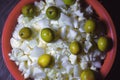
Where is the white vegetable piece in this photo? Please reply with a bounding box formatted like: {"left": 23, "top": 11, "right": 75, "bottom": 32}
{"left": 69, "top": 54, "right": 77, "bottom": 64}
{"left": 73, "top": 18, "right": 79, "bottom": 28}
{"left": 81, "top": 55, "right": 89, "bottom": 62}
{"left": 84, "top": 33, "right": 92, "bottom": 53}
{"left": 67, "top": 29, "right": 77, "bottom": 41}
{"left": 70, "top": 1, "right": 79, "bottom": 12}
{"left": 93, "top": 49, "right": 101, "bottom": 57}
{"left": 12, "top": 24, "right": 23, "bottom": 40}
{"left": 26, "top": 59, "right": 32, "bottom": 67}
{"left": 61, "top": 55, "right": 68, "bottom": 62}
{"left": 32, "top": 23, "right": 41, "bottom": 30}
{"left": 61, "top": 26, "right": 67, "bottom": 39}
{"left": 50, "top": 20, "right": 59, "bottom": 26}
{"left": 90, "top": 65, "right": 97, "bottom": 71}
{"left": 34, "top": 1, "right": 45, "bottom": 10}
{"left": 18, "top": 62, "right": 27, "bottom": 72}
{"left": 73, "top": 64, "right": 80, "bottom": 78}
{"left": 18, "top": 15, "right": 29, "bottom": 24}
{"left": 37, "top": 18, "right": 50, "bottom": 29}
{"left": 30, "top": 46, "right": 44, "bottom": 57}
{"left": 89, "top": 54, "right": 93, "bottom": 61}
{"left": 47, "top": 39, "right": 64, "bottom": 50}
{"left": 59, "top": 13, "right": 73, "bottom": 27}
{"left": 76, "top": 35, "right": 81, "bottom": 41}
{"left": 20, "top": 41, "right": 31, "bottom": 54}
{"left": 32, "top": 13, "right": 46, "bottom": 29}
{"left": 45, "top": 0, "right": 55, "bottom": 5}
{"left": 79, "top": 21, "right": 85, "bottom": 32}
{"left": 62, "top": 61, "right": 73, "bottom": 73}
{"left": 92, "top": 61, "right": 101, "bottom": 68}
{"left": 80, "top": 61, "right": 88, "bottom": 70}
{"left": 18, "top": 55, "right": 29, "bottom": 62}
{"left": 74, "top": 10, "right": 84, "bottom": 17}
{"left": 86, "top": 33, "right": 91, "bottom": 41}
{"left": 55, "top": 0, "right": 65, "bottom": 7}
{"left": 15, "top": 61, "right": 19, "bottom": 66}
{"left": 28, "top": 39, "right": 38, "bottom": 48}
{"left": 10, "top": 38, "right": 22, "bottom": 48}
{"left": 47, "top": 69, "right": 56, "bottom": 78}
{"left": 56, "top": 72, "right": 62, "bottom": 80}
{"left": 38, "top": 37, "right": 47, "bottom": 48}
{"left": 24, "top": 68, "right": 31, "bottom": 79}
{"left": 32, "top": 67, "right": 46, "bottom": 79}
{"left": 27, "top": 55, "right": 37, "bottom": 63}
{"left": 9, "top": 48, "right": 24, "bottom": 61}
{"left": 84, "top": 40, "right": 92, "bottom": 53}
{"left": 9, "top": 54, "right": 16, "bottom": 61}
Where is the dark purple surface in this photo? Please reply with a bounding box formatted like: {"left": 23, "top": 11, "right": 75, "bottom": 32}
{"left": 0, "top": 0, "right": 120, "bottom": 80}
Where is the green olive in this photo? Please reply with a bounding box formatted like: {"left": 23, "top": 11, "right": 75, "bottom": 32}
{"left": 81, "top": 69, "right": 95, "bottom": 80}
{"left": 97, "top": 36, "right": 108, "bottom": 51}
{"left": 69, "top": 41, "right": 81, "bottom": 55}
{"left": 84, "top": 19, "right": 95, "bottom": 33}
{"left": 63, "top": 0, "right": 76, "bottom": 5}
{"left": 41, "top": 28, "right": 55, "bottom": 42}
{"left": 46, "top": 6, "right": 60, "bottom": 20}
{"left": 38, "top": 54, "right": 52, "bottom": 68}
{"left": 19, "top": 27, "right": 32, "bottom": 39}
{"left": 22, "top": 4, "right": 40, "bottom": 18}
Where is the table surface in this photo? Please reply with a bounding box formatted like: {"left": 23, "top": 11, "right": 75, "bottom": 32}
{"left": 0, "top": 0, "right": 120, "bottom": 80}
